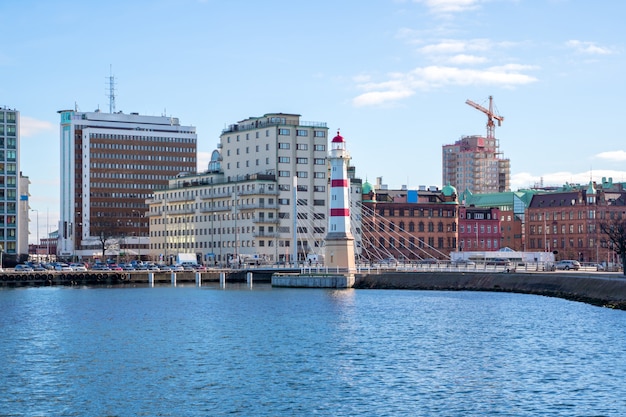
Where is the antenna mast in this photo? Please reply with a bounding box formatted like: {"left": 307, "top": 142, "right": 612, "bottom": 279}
{"left": 107, "top": 65, "right": 116, "bottom": 113}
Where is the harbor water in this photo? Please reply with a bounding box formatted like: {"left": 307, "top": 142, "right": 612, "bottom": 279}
{"left": 1, "top": 284, "right": 625, "bottom": 416}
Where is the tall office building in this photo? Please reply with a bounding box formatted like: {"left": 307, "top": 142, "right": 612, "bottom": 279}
{"left": 148, "top": 112, "right": 350, "bottom": 265}
{"left": 442, "top": 135, "right": 510, "bottom": 194}
{"left": 0, "top": 106, "right": 23, "bottom": 264}
{"left": 58, "top": 109, "right": 197, "bottom": 259}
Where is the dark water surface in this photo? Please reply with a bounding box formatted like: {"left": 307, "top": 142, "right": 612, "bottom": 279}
{"left": 1, "top": 284, "right": 625, "bottom": 416}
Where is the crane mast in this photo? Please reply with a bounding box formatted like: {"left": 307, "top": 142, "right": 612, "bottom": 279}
{"left": 465, "top": 95, "right": 504, "bottom": 140}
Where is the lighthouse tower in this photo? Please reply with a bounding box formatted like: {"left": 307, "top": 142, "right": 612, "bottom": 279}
{"left": 325, "top": 131, "right": 355, "bottom": 271}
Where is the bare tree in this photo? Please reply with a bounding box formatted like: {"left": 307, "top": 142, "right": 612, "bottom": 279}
{"left": 599, "top": 216, "right": 626, "bottom": 275}
{"left": 90, "top": 224, "right": 124, "bottom": 261}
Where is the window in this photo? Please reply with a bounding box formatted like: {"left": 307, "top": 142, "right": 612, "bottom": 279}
{"left": 278, "top": 198, "right": 290, "bottom": 205}
{"left": 278, "top": 143, "right": 290, "bottom": 149}
{"left": 314, "top": 144, "right": 326, "bottom": 151}
{"left": 296, "top": 129, "right": 308, "bottom": 136}
{"left": 314, "top": 172, "right": 325, "bottom": 179}
{"left": 296, "top": 158, "right": 308, "bottom": 164}
{"left": 314, "top": 131, "right": 325, "bottom": 137}
{"left": 278, "top": 157, "right": 290, "bottom": 163}
{"left": 278, "top": 170, "right": 290, "bottom": 177}
{"left": 296, "top": 171, "right": 308, "bottom": 178}
{"left": 314, "top": 185, "right": 325, "bottom": 192}
{"left": 278, "top": 128, "right": 290, "bottom": 135}
{"left": 314, "top": 158, "right": 325, "bottom": 165}
{"left": 296, "top": 144, "right": 308, "bottom": 151}
{"left": 313, "top": 200, "right": 325, "bottom": 206}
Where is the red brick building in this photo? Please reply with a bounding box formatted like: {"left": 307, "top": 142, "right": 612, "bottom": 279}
{"left": 360, "top": 182, "right": 458, "bottom": 262}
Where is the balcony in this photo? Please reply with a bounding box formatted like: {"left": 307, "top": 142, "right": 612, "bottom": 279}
{"left": 253, "top": 232, "right": 280, "bottom": 238}
{"left": 253, "top": 218, "right": 280, "bottom": 224}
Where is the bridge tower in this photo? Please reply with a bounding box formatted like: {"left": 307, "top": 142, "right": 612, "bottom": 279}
{"left": 325, "top": 131, "right": 355, "bottom": 271}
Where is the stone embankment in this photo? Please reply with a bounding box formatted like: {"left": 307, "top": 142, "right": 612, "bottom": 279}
{"left": 354, "top": 271, "right": 626, "bottom": 310}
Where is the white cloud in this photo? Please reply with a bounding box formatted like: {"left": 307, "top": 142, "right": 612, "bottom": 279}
{"left": 566, "top": 40, "right": 613, "bottom": 55}
{"left": 353, "top": 90, "right": 415, "bottom": 107}
{"left": 595, "top": 150, "right": 626, "bottom": 162}
{"left": 419, "top": 38, "right": 491, "bottom": 55}
{"left": 353, "top": 65, "right": 537, "bottom": 106}
{"left": 511, "top": 170, "right": 626, "bottom": 191}
{"left": 414, "top": 0, "right": 483, "bottom": 14}
{"left": 446, "top": 54, "right": 488, "bottom": 65}
{"left": 20, "top": 116, "right": 55, "bottom": 137}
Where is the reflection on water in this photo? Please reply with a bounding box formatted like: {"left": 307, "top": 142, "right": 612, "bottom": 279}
{"left": 1, "top": 285, "right": 625, "bottom": 416}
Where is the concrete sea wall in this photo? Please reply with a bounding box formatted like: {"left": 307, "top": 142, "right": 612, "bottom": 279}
{"left": 354, "top": 271, "right": 626, "bottom": 310}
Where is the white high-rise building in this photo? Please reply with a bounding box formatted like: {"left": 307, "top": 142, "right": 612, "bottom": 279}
{"left": 58, "top": 109, "right": 197, "bottom": 260}
{"left": 0, "top": 106, "right": 26, "bottom": 265}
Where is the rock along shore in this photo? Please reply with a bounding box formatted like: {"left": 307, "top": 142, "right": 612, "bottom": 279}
{"left": 354, "top": 271, "right": 626, "bottom": 310}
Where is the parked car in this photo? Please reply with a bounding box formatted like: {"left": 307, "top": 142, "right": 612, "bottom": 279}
{"left": 54, "top": 263, "right": 73, "bottom": 271}
{"left": 14, "top": 264, "right": 34, "bottom": 272}
{"left": 452, "top": 259, "right": 476, "bottom": 266}
{"left": 70, "top": 263, "right": 87, "bottom": 272}
{"left": 487, "top": 258, "right": 512, "bottom": 266}
{"left": 91, "top": 264, "right": 111, "bottom": 271}
{"left": 554, "top": 260, "right": 581, "bottom": 271}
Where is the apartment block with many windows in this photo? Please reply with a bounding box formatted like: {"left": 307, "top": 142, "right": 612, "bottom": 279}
{"left": 442, "top": 135, "right": 510, "bottom": 194}
{"left": 58, "top": 109, "right": 197, "bottom": 260}
{"left": 0, "top": 106, "right": 26, "bottom": 264}
{"left": 147, "top": 113, "right": 335, "bottom": 264}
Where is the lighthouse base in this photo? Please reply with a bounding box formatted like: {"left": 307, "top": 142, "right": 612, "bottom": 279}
{"left": 324, "top": 235, "right": 356, "bottom": 271}
{"left": 272, "top": 273, "right": 354, "bottom": 288}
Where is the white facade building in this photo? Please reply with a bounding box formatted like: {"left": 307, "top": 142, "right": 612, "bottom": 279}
{"left": 0, "top": 106, "right": 25, "bottom": 264}
{"left": 58, "top": 109, "right": 197, "bottom": 259}
{"left": 147, "top": 112, "right": 364, "bottom": 266}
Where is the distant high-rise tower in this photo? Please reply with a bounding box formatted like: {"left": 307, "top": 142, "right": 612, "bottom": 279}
{"left": 442, "top": 135, "right": 510, "bottom": 194}
{"left": 0, "top": 106, "right": 25, "bottom": 263}
{"left": 325, "top": 131, "right": 355, "bottom": 270}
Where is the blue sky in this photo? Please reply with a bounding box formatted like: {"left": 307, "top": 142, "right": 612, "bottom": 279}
{"left": 2, "top": 0, "right": 626, "bottom": 243}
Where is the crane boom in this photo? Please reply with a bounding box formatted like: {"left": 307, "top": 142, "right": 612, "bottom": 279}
{"left": 465, "top": 95, "right": 504, "bottom": 140}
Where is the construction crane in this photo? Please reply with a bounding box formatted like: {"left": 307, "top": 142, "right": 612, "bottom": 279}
{"left": 465, "top": 95, "right": 504, "bottom": 140}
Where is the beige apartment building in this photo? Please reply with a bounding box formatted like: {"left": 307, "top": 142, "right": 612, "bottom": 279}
{"left": 147, "top": 113, "right": 362, "bottom": 265}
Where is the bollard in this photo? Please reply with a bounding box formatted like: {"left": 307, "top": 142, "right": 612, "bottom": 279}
{"left": 219, "top": 271, "right": 226, "bottom": 288}
{"left": 246, "top": 271, "right": 253, "bottom": 288}
{"left": 195, "top": 272, "right": 201, "bottom": 287}
{"left": 171, "top": 272, "right": 176, "bottom": 287}
{"left": 148, "top": 272, "right": 154, "bottom": 287}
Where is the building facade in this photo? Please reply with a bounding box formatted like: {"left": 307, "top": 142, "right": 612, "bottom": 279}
{"left": 526, "top": 179, "right": 626, "bottom": 264}
{"left": 0, "top": 106, "right": 24, "bottom": 264}
{"left": 58, "top": 109, "right": 197, "bottom": 260}
{"left": 442, "top": 135, "right": 510, "bottom": 194}
{"left": 458, "top": 206, "right": 502, "bottom": 251}
{"left": 147, "top": 113, "right": 361, "bottom": 265}
{"left": 360, "top": 181, "right": 458, "bottom": 262}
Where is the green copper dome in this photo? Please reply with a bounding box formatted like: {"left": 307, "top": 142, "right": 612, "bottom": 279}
{"left": 442, "top": 183, "right": 457, "bottom": 197}
{"left": 362, "top": 181, "right": 373, "bottom": 195}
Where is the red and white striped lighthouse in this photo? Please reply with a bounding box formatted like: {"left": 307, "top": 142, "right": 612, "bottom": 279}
{"left": 325, "top": 130, "right": 355, "bottom": 270}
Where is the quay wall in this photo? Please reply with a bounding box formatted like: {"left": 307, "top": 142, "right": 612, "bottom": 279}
{"left": 354, "top": 271, "right": 626, "bottom": 310}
